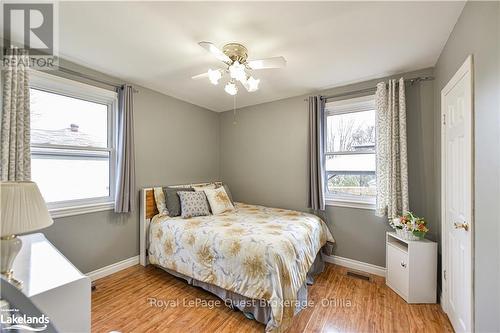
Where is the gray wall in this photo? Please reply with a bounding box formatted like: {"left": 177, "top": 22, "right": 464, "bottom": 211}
{"left": 220, "top": 68, "right": 435, "bottom": 267}
{"left": 433, "top": 2, "right": 500, "bottom": 331}
{"left": 41, "top": 60, "right": 220, "bottom": 273}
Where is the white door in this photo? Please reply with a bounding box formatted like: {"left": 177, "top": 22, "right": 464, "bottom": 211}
{"left": 441, "top": 55, "right": 474, "bottom": 333}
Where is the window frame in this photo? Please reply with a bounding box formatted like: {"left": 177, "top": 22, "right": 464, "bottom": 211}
{"left": 323, "top": 94, "right": 377, "bottom": 210}
{"left": 29, "top": 70, "right": 118, "bottom": 218}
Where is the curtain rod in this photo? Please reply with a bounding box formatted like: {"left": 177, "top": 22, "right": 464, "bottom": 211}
{"left": 56, "top": 66, "right": 139, "bottom": 93}
{"left": 304, "top": 76, "right": 434, "bottom": 102}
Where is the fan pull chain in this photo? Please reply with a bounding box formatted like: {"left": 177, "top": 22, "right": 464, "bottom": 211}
{"left": 233, "top": 94, "right": 237, "bottom": 125}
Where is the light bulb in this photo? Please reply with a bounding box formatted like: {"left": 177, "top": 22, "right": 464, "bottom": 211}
{"left": 224, "top": 82, "right": 238, "bottom": 96}
{"left": 207, "top": 69, "right": 222, "bottom": 85}
{"left": 247, "top": 76, "right": 260, "bottom": 92}
{"left": 229, "top": 61, "right": 246, "bottom": 81}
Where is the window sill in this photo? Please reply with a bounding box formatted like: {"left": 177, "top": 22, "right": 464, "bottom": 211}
{"left": 325, "top": 199, "right": 375, "bottom": 210}
{"left": 49, "top": 202, "right": 114, "bottom": 219}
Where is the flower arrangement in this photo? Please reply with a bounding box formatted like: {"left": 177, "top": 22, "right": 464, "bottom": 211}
{"left": 390, "top": 211, "right": 429, "bottom": 241}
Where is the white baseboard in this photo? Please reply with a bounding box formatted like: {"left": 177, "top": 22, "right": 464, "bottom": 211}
{"left": 323, "top": 254, "right": 386, "bottom": 277}
{"left": 86, "top": 255, "right": 139, "bottom": 281}
{"left": 86, "top": 254, "right": 384, "bottom": 281}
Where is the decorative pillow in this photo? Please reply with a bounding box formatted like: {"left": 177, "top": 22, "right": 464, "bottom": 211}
{"left": 153, "top": 187, "right": 169, "bottom": 216}
{"left": 192, "top": 184, "right": 217, "bottom": 212}
{"left": 194, "top": 183, "right": 234, "bottom": 204}
{"left": 178, "top": 191, "right": 210, "bottom": 218}
{"left": 164, "top": 187, "right": 194, "bottom": 217}
{"left": 221, "top": 184, "right": 234, "bottom": 204}
{"left": 204, "top": 187, "right": 235, "bottom": 215}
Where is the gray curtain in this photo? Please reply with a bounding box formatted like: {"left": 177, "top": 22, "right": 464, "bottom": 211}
{"left": 114, "top": 85, "right": 136, "bottom": 213}
{"left": 307, "top": 96, "right": 326, "bottom": 211}
{"left": 1, "top": 48, "right": 31, "bottom": 181}
{"left": 375, "top": 78, "right": 409, "bottom": 218}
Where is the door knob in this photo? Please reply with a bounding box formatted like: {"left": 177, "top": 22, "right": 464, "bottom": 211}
{"left": 454, "top": 222, "right": 469, "bottom": 231}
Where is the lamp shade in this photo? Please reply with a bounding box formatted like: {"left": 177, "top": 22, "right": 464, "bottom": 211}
{"left": 1, "top": 182, "right": 53, "bottom": 237}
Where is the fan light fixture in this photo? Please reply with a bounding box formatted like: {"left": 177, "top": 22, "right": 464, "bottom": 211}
{"left": 208, "top": 69, "right": 222, "bottom": 85}
{"left": 246, "top": 76, "right": 260, "bottom": 92}
{"left": 229, "top": 61, "right": 246, "bottom": 82}
{"left": 224, "top": 81, "right": 238, "bottom": 96}
{"left": 193, "top": 42, "right": 286, "bottom": 96}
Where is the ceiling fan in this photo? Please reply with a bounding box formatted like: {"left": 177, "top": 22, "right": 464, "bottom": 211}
{"left": 192, "top": 42, "right": 286, "bottom": 96}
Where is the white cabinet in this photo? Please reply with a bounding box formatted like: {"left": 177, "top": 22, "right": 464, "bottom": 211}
{"left": 12, "top": 233, "right": 91, "bottom": 332}
{"left": 386, "top": 232, "right": 437, "bottom": 303}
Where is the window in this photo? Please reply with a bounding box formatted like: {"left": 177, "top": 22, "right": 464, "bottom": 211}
{"left": 324, "top": 95, "right": 376, "bottom": 209}
{"left": 29, "top": 71, "right": 117, "bottom": 217}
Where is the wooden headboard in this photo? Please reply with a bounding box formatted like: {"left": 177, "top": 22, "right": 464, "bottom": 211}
{"left": 144, "top": 189, "right": 159, "bottom": 219}
{"left": 140, "top": 181, "right": 222, "bottom": 266}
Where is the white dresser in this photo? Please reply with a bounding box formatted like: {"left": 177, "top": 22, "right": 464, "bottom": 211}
{"left": 385, "top": 232, "right": 437, "bottom": 303}
{"left": 12, "top": 233, "right": 91, "bottom": 332}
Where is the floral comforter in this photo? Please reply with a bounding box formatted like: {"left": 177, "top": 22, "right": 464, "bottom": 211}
{"left": 148, "top": 202, "right": 335, "bottom": 332}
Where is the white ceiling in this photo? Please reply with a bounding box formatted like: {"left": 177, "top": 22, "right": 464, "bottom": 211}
{"left": 58, "top": 1, "right": 465, "bottom": 112}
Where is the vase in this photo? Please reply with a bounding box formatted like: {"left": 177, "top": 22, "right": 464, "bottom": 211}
{"left": 401, "top": 230, "right": 421, "bottom": 241}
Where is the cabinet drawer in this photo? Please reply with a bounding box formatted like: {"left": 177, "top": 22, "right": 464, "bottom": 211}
{"left": 387, "top": 244, "right": 409, "bottom": 298}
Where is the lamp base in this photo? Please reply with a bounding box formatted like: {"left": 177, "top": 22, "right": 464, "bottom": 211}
{"left": 0, "top": 235, "right": 23, "bottom": 289}
{"left": 1, "top": 270, "right": 23, "bottom": 289}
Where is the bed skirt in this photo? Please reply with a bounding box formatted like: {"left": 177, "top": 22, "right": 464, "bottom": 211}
{"left": 154, "top": 247, "right": 329, "bottom": 326}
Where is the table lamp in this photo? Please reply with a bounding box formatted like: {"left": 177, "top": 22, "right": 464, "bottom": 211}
{"left": 1, "top": 182, "right": 54, "bottom": 288}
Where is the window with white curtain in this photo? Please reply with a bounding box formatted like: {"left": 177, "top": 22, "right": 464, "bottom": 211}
{"left": 29, "top": 71, "right": 117, "bottom": 217}
{"left": 324, "top": 94, "right": 376, "bottom": 209}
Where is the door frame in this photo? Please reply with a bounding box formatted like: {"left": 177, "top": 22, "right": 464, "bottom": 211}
{"left": 440, "top": 54, "right": 475, "bottom": 330}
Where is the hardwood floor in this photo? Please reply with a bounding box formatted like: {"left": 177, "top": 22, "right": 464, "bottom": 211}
{"left": 91, "top": 263, "right": 452, "bottom": 333}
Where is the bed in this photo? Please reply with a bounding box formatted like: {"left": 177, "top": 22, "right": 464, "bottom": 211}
{"left": 140, "top": 183, "right": 335, "bottom": 332}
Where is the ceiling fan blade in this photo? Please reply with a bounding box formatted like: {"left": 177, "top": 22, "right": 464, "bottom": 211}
{"left": 198, "top": 41, "right": 231, "bottom": 63}
{"left": 191, "top": 72, "right": 209, "bottom": 80}
{"left": 247, "top": 56, "right": 286, "bottom": 70}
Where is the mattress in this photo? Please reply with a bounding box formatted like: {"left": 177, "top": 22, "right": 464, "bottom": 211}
{"left": 148, "top": 202, "right": 335, "bottom": 332}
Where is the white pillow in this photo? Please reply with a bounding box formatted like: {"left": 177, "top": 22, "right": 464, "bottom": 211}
{"left": 153, "top": 187, "right": 169, "bottom": 216}
{"left": 204, "top": 187, "right": 234, "bottom": 215}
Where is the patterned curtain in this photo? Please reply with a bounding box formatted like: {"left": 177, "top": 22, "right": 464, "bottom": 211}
{"left": 114, "top": 85, "right": 136, "bottom": 213}
{"left": 1, "top": 48, "right": 31, "bottom": 181}
{"left": 375, "top": 78, "right": 409, "bottom": 218}
{"left": 307, "top": 96, "right": 326, "bottom": 211}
